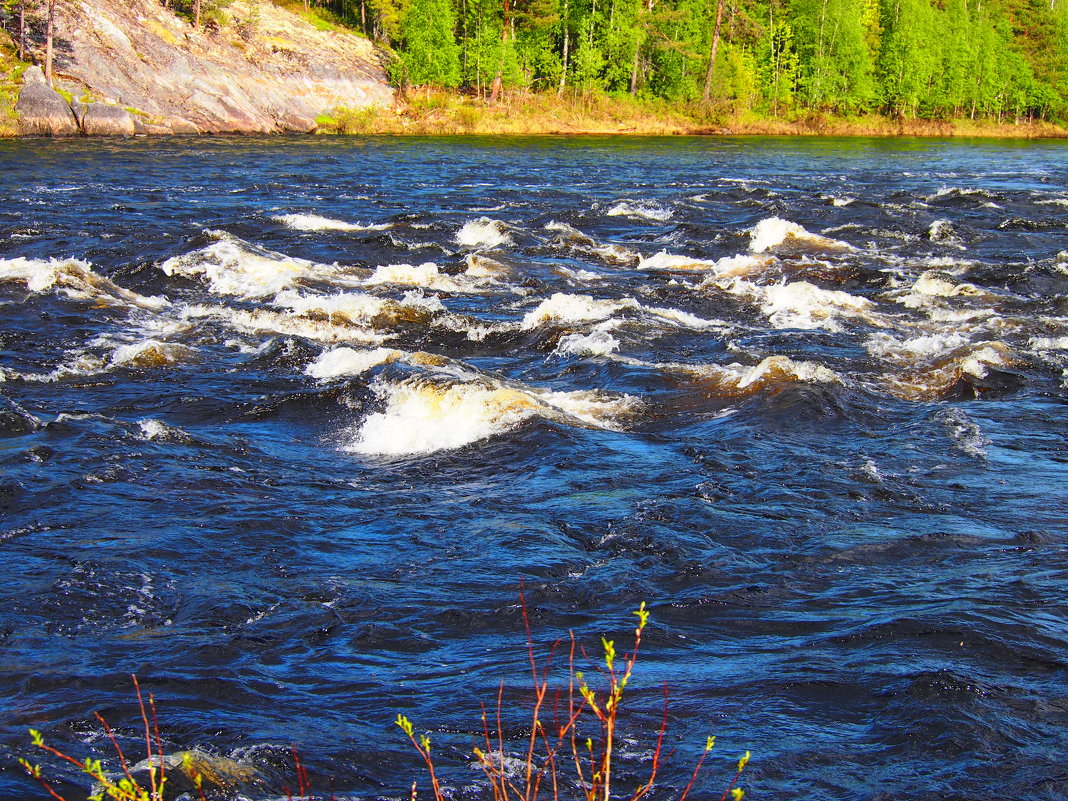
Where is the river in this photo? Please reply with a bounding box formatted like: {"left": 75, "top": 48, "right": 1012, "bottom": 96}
{"left": 1, "top": 135, "right": 1066, "bottom": 801}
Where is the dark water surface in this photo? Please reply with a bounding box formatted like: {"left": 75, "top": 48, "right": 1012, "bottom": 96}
{"left": 1, "top": 136, "right": 1066, "bottom": 800}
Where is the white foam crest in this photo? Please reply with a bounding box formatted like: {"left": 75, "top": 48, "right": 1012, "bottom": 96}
{"left": 666, "top": 355, "right": 840, "bottom": 395}
{"left": 347, "top": 373, "right": 636, "bottom": 457}
{"left": 644, "top": 304, "right": 721, "bottom": 330}
{"left": 749, "top": 218, "right": 851, "bottom": 254}
{"left": 521, "top": 293, "right": 633, "bottom": 330}
{"left": 866, "top": 332, "right": 971, "bottom": 362}
{"left": 365, "top": 262, "right": 480, "bottom": 293}
{"left": 896, "top": 271, "right": 991, "bottom": 309}
{"left": 522, "top": 292, "right": 717, "bottom": 331}
{"left": 464, "top": 254, "right": 511, "bottom": 279}
{"left": 1029, "top": 335, "right": 1068, "bottom": 351}
{"left": 556, "top": 265, "right": 604, "bottom": 283}
{"left": 641, "top": 251, "right": 772, "bottom": 279}
{"left": 1035, "top": 198, "right": 1068, "bottom": 207}
{"left": 959, "top": 344, "right": 1014, "bottom": 378}
{"left": 160, "top": 234, "right": 348, "bottom": 299}
{"left": 759, "top": 281, "right": 874, "bottom": 332}
{"left": 273, "top": 213, "right": 391, "bottom": 232}
{"left": 0, "top": 257, "right": 168, "bottom": 309}
{"left": 182, "top": 304, "right": 387, "bottom": 345}
{"left": 881, "top": 340, "right": 1017, "bottom": 400}
{"left": 138, "top": 419, "right": 190, "bottom": 442}
{"left": 306, "top": 347, "right": 404, "bottom": 380}
{"left": 556, "top": 330, "right": 620, "bottom": 357}
{"left": 592, "top": 243, "right": 640, "bottom": 265}
{"left": 927, "top": 219, "right": 962, "bottom": 246}
{"left": 928, "top": 186, "right": 992, "bottom": 201}
{"left": 545, "top": 221, "right": 594, "bottom": 244}
{"left": 606, "top": 201, "right": 673, "bottom": 222}
{"left": 110, "top": 340, "right": 194, "bottom": 368}
{"left": 456, "top": 217, "right": 513, "bottom": 249}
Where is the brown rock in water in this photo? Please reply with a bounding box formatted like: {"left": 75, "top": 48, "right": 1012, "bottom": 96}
{"left": 125, "top": 749, "right": 272, "bottom": 800}
{"left": 15, "top": 66, "right": 79, "bottom": 136}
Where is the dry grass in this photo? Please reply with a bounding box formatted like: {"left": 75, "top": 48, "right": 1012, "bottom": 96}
{"left": 315, "top": 89, "right": 1068, "bottom": 138}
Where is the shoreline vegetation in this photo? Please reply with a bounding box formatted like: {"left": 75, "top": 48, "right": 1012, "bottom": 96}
{"left": 19, "top": 602, "right": 754, "bottom": 801}
{"left": 3, "top": 0, "right": 1068, "bottom": 139}
{"left": 315, "top": 88, "right": 1068, "bottom": 138}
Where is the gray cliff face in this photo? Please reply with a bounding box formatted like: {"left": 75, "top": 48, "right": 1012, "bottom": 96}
{"left": 16, "top": 0, "right": 394, "bottom": 135}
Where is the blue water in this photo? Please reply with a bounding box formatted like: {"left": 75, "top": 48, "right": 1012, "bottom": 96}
{"left": 1, "top": 136, "right": 1067, "bottom": 801}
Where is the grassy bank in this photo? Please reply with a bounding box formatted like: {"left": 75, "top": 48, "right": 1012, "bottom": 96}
{"left": 0, "top": 30, "right": 25, "bottom": 137}
{"left": 318, "top": 88, "right": 1068, "bottom": 139}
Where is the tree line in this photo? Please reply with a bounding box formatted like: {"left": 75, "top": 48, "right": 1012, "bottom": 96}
{"left": 324, "top": 0, "right": 1068, "bottom": 121}
{"left": 3, "top": 0, "right": 1067, "bottom": 120}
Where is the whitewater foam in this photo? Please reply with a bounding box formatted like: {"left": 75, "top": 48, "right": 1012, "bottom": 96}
{"left": 456, "top": 218, "right": 513, "bottom": 249}
{"left": 606, "top": 201, "right": 673, "bottom": 222}
{"left": 160, "top": 233, "right": 349, "bottom": 299}
{"left": 306, "top": 347, "right": 404, "bottom": 380}
{"left": 749, "top": 218, "right": 851, "bottom": 254}
{"left": 273, "top": 213, "right": 391, "bottom": 232}
{"left": 365, "top": 262, "right": 482, "bottom": 293}
{"left": 348, "top": 375, "right": 633, "bottom": 456}
{"left": 759, "top": 281, "right": 874, "bottom": 331}
{"left": 0, "top": 257, "right": 168, "bottom": 309}
{"left": 556, "top": 330, "right": 621, "bottom": 357}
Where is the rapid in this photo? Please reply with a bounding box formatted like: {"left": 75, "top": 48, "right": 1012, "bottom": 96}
{"left": 0, "top": 135, "right": 1066, "bottom": 800}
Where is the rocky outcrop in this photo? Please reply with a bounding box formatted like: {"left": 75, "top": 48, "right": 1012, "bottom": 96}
{"left": 82, "top": 102, "right": 136, "bottom": 135}
{"left": 15, "top": 0, "right": 394, "bottom": 136}
{"left": 15, "top": 66, "right": 78, "bottom": 136}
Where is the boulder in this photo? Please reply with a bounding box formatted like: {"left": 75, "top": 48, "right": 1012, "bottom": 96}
{"left": 121, "top": 749, "right": 273, "bottom": 800}
{"left": 16, "top": 66, "right": 79, "bottom": 136}
{"left": 167, "top": 117, "right": 201, "bottom": 135}
{"left": 81, "top": 102, "right": 136, "bottom": 135}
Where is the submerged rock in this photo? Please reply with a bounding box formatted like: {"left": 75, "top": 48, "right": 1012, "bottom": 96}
{"left": 15, "top": 66, "right": 79, "bottom": 136}
{"left": 124, "top": 749, "right": 272, "bottom": 800}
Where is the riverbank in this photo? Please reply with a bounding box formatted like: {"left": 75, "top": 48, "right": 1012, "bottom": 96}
{"left": 315, "top": 89, "right": 1068, "bottom": 139}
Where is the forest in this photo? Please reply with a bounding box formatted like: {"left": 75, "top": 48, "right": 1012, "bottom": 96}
{"left": 299, "top": 0, "right": 1068, "bottom": 122}
{"left": 3, "top": 0, "right": 1068, "bottom": 124}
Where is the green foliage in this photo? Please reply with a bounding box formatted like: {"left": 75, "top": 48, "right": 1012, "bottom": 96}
{"left": 398, "top": 0, "right": 461, "bottom": 86}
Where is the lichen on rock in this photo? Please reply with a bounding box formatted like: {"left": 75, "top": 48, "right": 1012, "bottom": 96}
{"left": 16, "top": 0, "right": 394, "bottom": 136}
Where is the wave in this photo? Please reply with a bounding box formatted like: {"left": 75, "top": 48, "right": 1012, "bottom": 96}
{"left": 556, "top": 330, "right": 621, "bottom": 357}
{"left": 273, "top": 213, "right": 392, "bottom": 232}
{"left": 711, "top": 278, "right": 878, "bottom": 332}
{"left": 882, "top": 341, "right": 1021, "bottom": 400}
{"left": 456, "top": 217, "right": 513, "bottom": 250}
{"left": 365, "top": 262, "right": 489, "bottom": 293}
{"left": 521, "top": 292, "right": 719, "bottom": 332}
{"left": 160, "top": 231, "right": 357, "bottom": 299}
{"left": 639, "top": 251, "right": 773, "bottom": 278}
{"left": 347, "top": 374, "right": 636, "bottom": 456}
{"left": 606, "top": 201, "right": 673, "bottom": 222}
{"left": 0, "top": 256, "right": 168, "bottom": 309}
{"left": 677, "top": 355, "right": 841, "bottom": 396}
{"left": 894, "top": 271, "right": 994, "bottom": 309}
{"left": 748, "top": 217, "right": 852, "bottom": 254}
